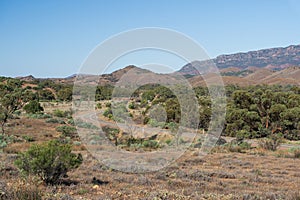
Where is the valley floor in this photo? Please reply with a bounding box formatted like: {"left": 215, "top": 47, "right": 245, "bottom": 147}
{"left": 1, "top": 118, "right": 300, "bottom": 199}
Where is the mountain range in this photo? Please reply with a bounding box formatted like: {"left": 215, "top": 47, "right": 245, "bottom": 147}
{"left": 17, "top": 44, "right": 300, "bottom": 86}
{"left": 179, "top": 44, "right": 300, "bottom": 76}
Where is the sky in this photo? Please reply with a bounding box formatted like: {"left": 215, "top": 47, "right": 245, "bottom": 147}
{"left": 0, "top": 0, "right": 300, "bottom": 77}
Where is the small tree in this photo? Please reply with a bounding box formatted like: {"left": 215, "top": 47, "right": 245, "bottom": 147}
{"left": 23, "top": 100, "right": 44, "bottom": 114}
{"left": 57, "top": 87, "right": 73, "bottom": 102}
{"left": 15, "top": 140, "right": 83, "bottom": 185}
{"left": 0, "top": 79, "right": 33, "bottom": 134}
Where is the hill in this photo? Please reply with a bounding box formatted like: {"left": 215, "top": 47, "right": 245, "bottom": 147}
{"left": 179, "top": 44, "right": 300, "bottom": 75}
{"left": 14, "top": 44, "right": 300, "bottom": 87}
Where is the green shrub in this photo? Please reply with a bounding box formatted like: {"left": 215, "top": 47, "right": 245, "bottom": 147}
{"left": 14, "top": 140, "right": 83, "bottom": 185}
{"left": 0, "top": 139, "right": 7, "bottom": 149}
{"left": 128, "top": 102, "right": 136, "bottom": 109}
{"left": 56, "top": 126, "right": 77, "bottom": 138}
{"left": 52, "top": 109, "right": 69, "bottom": 118}
{"left": 96, "top": 103, "right": 102, "bottom": 109}
{"left": 259, "top": 134, "right": 282, "bottom": 151}
{"left": 73, "top": 141, "right": 82, "bottom": 146}
{"left": 289, "top": 147, "right": 300, "bottom": 158}
{"left": 102, "top": 126, "right": 119, "bottom": 141}
{"left": 165, "top": 139, "right": 172, "bottom": 145}
{"left": 147, "top": 119, "right": 166, "bottom": 128}
{"left": 27, "top": 113, "right": 52, "bottom": 119}
{"left": 67, "top": 118, "right": 75, "bottom": 125}
{"left": 23, "top": 100, "right": 44, "bottom": 114}
{"left": 45, "top": 118, "right": 65, "bottom": 124}
{"left": 103, "top": 108, "right": 112, "bottom": 118}
{"left": 142, "top": 140, "right": 159, "bottom": 149}
{"left": 225, "top": 139, "right": 251, "bottom": 153}
{"left": 294, "top": 149, "right": 300, "bottom": 158}
{"left": 22, "top": 135, "right": 35, "bottom": 142}
{"left": 0, "top": 135, "right": 14, "bottom": 149}
{"left": 75, "top": 120, "right": 98, "bottom": 129}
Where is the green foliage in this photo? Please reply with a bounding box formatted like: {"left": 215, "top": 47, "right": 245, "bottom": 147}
{"left": 0, "top": 79, "right": 36, "bottom": 134}
{"left": 142, "top": 140, "right": 159, "bottom": 148}
{"left": 75, "top": 120, "right": 98, "bottom": 129}
{"left": 22, "top": 135, "right": 35, "bottom": 142}
{"left": 102, "top": 126, "right": 119, "bottom": 143}
{"left": 148, "top": 119, "right": 165, "bottom": 128}
{"left": 57, "top": 87, "right": 72, "bottom": 101}
{"left": 26, "top": 113, "right": 52, "bottom": 119}
{"left": 294, "top": 150, "right": 300, "bottom": 159}
{"left": 141, "top": 90, "right": 155, "bottom": 101}
{"left": 258, "top": 134, "right": 282, "bottom": 151}
{"left": 128, "top": 102, "right": 136, "bottom": 109}
{"left": 52, "top": 109, "right": 70, "bottom": 118}
{"left": 38, "top": 89, "right": 55, "bottom": 101}
{"left": 96, "top": 103, "right": 102, "bottom": 109}
{"left": 23, "top": 100, "right": 44, "bottom": 114}
{"left": 0, "top": 135, "right": 15, "bottom": 149}
{"left": 67, "top": 118, "right": 75, "bottom": 126}
{"left": 165, "top": 98, "right": 181, "bottom": 123}
{"left": 95, "top": 85, "right": 113, "bottom": 101}
{"left": 224, "top": 85, "right": 300, "bottom": 139}
{"left": 56, "top": 125, "right": 77, "bottom": 138}
{"left": 225, "top": 139, "right": 251, "bottom": 153}
{"left": 221, "top": 69, "right": 253, "bottom": 77}
{"left": 45, "top": 118, "right": 65, "bottom": 124}
{"left": 14, "top": 140, "right": 83, "bottom": 185}
{"left": 103, "top": 108, "right": 112, "bottom": 118}
{"left": 0, "top": 136, "right": 8, "bottom": 149}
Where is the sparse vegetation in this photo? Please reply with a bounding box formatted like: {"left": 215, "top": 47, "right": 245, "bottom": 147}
{"left": 0, "top": 75, "right": 299, "bottom": 199}
{"left": 56, "top": 125, "right": 77, "bottom": 138}
{"left": 14, "top": 140, "right": 83, "bottom": 185}
{"left": 259, "top": 134, "right": 282, "bottom": 151}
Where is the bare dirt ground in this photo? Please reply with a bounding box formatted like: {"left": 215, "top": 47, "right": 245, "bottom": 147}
{"left": 1, "top": 117, "right": 300, "bottom": 200}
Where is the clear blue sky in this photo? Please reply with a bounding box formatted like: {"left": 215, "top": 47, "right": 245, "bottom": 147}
{"left": 1, "top": 0, "right": 300, "bottom": 77}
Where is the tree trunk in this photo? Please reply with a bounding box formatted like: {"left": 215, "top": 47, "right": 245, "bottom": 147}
{"left": 265, "top": 113, "right": 269, "bottom": 129}
{"left": 1, "top": 122, "right": 5, "bottom": 135}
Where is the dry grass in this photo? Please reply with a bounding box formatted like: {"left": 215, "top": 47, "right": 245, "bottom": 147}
{"left": 1, "top": 117, "right": 300, "bottom": 199}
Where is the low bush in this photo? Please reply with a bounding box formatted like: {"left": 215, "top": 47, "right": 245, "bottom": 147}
{"left": 0, "top": 178, "right": 42, "bottom": 200}
{"left": 294, "top": 149, "right": 300, "bottom": 158}
{"left": 128, "top": 102, "right": 136, "bottom": 109}
{"left": 52, "top": 109, "right": 70, "bottom": 118}
{"left": 75, "top": 120, "right": 98, "bottom": 130}
{"left": 23, "top": 100, "right": 44, "bottom": 114}
{"left": 56, "top": 125, "right": 77, "bottom": 138}
{"left": 103, "top": 108, "right": 112, "bottom": 118}
{"left": 142, "top": 140, "right": 159, "bottom": 149}
{"left": 289, "top": 147, "right": 300, "bottom": 158}
{"left": 45, "top": 118, "right": 65, "bottom": 124}
{"left": 96, "top": 103, "right": 102, "bottom": 109}
{"left": 27, "top": 113, "right": 52, "bottom": 119}
{"left": 67, "top": 118, "right": 75, "bottom": 126}
{"left": 259, "top": 134, "right": 282, "bottom": 151}
{"left": 0, "top": 135, "right": 15, "bottom": 149}
{"left": 14, "top": 140, "right": 83, "bottom": 185}
{"left": 225, "top": 139, "right": 251, "bottom": 153}
{"left": 102, "top": 126, "right": 119, "bottom": 141}
{"left": 22, "top": 135, "right": 35, "bottom": 142}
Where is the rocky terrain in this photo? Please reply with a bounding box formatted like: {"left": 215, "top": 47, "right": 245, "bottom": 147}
{"left": 179, "top": 44, "right": 300, "bottom": 75}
